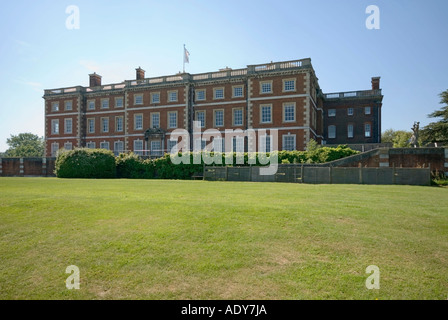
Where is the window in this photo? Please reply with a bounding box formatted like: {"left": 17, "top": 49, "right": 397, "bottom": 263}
{"left": 260, "top": 81, "right": 272, "bottom": 94}
{"left": 328, "top": 125, "right": 336, "bottom": 139}
{"left": 115, "top": 97, "right": 123, "bottom": 108}
{"left": 51, "top": 119, "right": 59, "bottom": 134}
{"left": 213, "top": 137, "right": 225, "bottom": 153}
{"left": 214, "top": 110, "right": 224, "bottom": 127}
{"left": 260, "top": 105, "right": 272, "bottom": 123}
{"left": 88, "top": 100, "right": 95, "bottom": 110}
{"left": 328, "top": 109, "right": 336, "bottom": 117}
{"left": 283, "top": 79, "right": 296, "bottom": 92}
{"left": 101, "top": 99, "right": 109, "bottom": 109}
{"left": 214, "top": 88, "right": 224, "bottom": 100}
{"left": 114, "top": 141, "right": 124, "bottom": 156}
{"left": 135, "top": 114, "right": 143, "bottom": 130}
{"left": 151, "top": 92, "right": 160, "bottom": 104}
{"left": 348, "top": 108, "right": 354, "bottom": 116}
{"left": 100, "top": 142, "right": 110, "bottom": 150}
{"left": 365, "top": 106, "right": 371, "bottom": 115}
{"left": 151, "top": 141, "right": 162, "bottom": 156}
{"left": 365, "top": 123, "right": 371, "bottom": 137}
{"left": 65, "top": 101, "right": 72, "bottom": 111}
{"left": 51, "top": 143, "right": 59, "bottom": 157}
{"left": 135, "top": 94, "right": 143, "bottom": 105}
{"left": 168, "top": 91, "right": 178, "bottom": 102}
{"left": 101, "top": 118, "right": 109, "bottom": 133}
{"left": 134, "top": 140, "right": 143, "bottom": 156}
{"left": 88, "top": 118, "right": 95, "bottom": 134}
{"left": 64, "top": 142, "right": 72, "bottom": 150}
{"left": 151, "top": 113, "right": 160, "bottom": 128}
{"left": 168, "top": 139, "right": 178, "bottom": 153}
{"left": 86, "top": 142, "right": 95, "bottom": 149}
{"left": 233, "top": 86, "right": 243, "bottom": 98}
{"left": 64, "top": 119, "right": 72, "bottom": 134}
{"left": 168, "top": 112, "right": 177, "bottom": 129}
{"left": 260, "top": 135, "right": 272, "bottom": 153}
{"left": 196, "top": 89, "right": 205, "bottom": 101}
{"left": 347, "top": 124, "right": 354, "bottom": 138}
{"left": 283, "top": 135, "right": 296, "bottom": 151}
{"left": 51, "top": 102, "right": 59, "bottom": 112}
{"left": 116, "top": 117, "right": 123, "bottom": 132}
{"left": 283, "top": 103, "right": 295, "bottom": 122}
{"left": 233, "top": 108, "right": 243, "bottom": 126}
{"left": 196, "top": 111, "right": 205, "bottom": 128}
{"left": 232, "top": 136, "right": 244, "bottom": 153}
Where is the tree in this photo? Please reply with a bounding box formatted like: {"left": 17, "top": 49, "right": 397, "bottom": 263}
{"left": 4, "top": 133, "right": 45, "bottom": 157}
{"left": 381, "top": 129, "right": 412, "bottom": 148}
{"left": 421, "top": 90, "right": 448, "bottom": 144}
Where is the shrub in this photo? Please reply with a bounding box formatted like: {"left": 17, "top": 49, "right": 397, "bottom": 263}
{"left": 55, "top": 148, "right": 116, "bottom": 178}
{"left": 116, "top": 152, "right": 154, "bottom": 179}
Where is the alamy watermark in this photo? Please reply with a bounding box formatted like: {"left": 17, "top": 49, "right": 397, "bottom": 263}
{"left": 366, "top": 5, "right": 380, "bottom": 30}
{"left": 66, "top": 265, "right": 80, "bottom": 289}
{"left": 365, "top": 265, "right": 380, "bottom": 290}
{"left": 168, "top": 122, "right": 279, "bottom": 175}
{"left": 66, "top": 5, "right": 80, "bottom": 30}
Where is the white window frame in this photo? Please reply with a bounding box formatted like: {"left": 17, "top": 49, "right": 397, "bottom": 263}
{"left": 134, "top": 94, "right": 143, "bottom": 105}
{"left": 87, "top": 100, "right": 95, "bottom": 110}
{"left": 100, "top": 141, "right": 110, "bottom": 150}
{"left": 114, "top": 141, "right": 124, "bottom": 156}
{"left": 260, "top": 105, "right": 272, "bottom": 124}
{"left": 51, "top": 142, "right": 59, "bottom": 156}
{"left": 168, "top": 90, "right": 178, "bottom": 102}
{"left": 101, "top": 98, "right": 109, "bottom": 109}
{"left": 101, "top": 117, "right": 109, "bottom": 133}
{"left": 260, "top": 80, "right": 273, "bottom": 94}
{"left": 328, "top": 125, "right": 336, "bottom": 139}
{"left": 283, "top": 103, "right": 296, "bottom": 123}
{"left": 134, "top": 140, "right": 144, "bottom": 156}
{"left": 151, "top": 112, "right": 160, "bottom": 128}
{"left": 214, "top": 109, "right": 224, "bottom": 127}
{"left": 347, "top": 108, "right": 354, "bottom": 116}
{"left": 260, "top": 134, "right": 273, "bottom": 153}
{"left": 168, "top": 139, "right": 178, "bottom": 154}
{"left": 134, "top": 114, "right": 143, "bottom": 130}
{"left": 283, "top": 79, "right": 296, "bottom": 92}
{"left": 64, "top": 118, "right": 73, "bottom": 134}
{"left": 213, "top": 87, "right": 224, "bottom": 100}
{"left": 64, "top": 142, "right": 73, "bottom": 150}
{"left": 195, "top": 89, "right": 206, "bottom": 101}
{"left": 365, "top": 106, "right": 371, "bottom": 115}
{"left": 86, "top": 142, "right": 96, "bottom": 149}
{"left": 168, "top": 111, "right": 178, "bottom": 129}
{"left": 347, "top": 124, "right": 354, "bottom": 138}
{"left": 51, "top": 102, "right": 59, "bottom": 112}
{"left": 51, "top": 119, "right": 59, "bottom": 135}
{"left": 232, "top": 85, "right": 244, "bottom": 98}
{"left": 282, "top": 134, "right": 296, "bottom": 151}
{"left": 116, "top": 116, "right": 123, "bottom": 132}
{"left": 65, "top": 101, "right": 72, "bottom": 111}
{"left": 196, "top": 110, "right": 206, "bottom": 128}
{"left": 151, "top": 92, "right": 160, "bottom": 104}
{"left": 232, "top": 108, "right": 243, "bottom": 126}
{"left": 365, "top": 123, "right": 372, "bottom": 138}
{"left": 115, "top": 97, "right": 124, "bottom": 108}
{"left": 150, "top": 140, "right": 162, "bottom": 156}
{"left": 328, "top": 109, "right": 336, "bottom": 117}
{"left": 87, "top": 118, "right": 95, "bottom": 134}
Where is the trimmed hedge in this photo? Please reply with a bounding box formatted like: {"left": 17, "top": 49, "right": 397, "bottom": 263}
{"left": 55, "top": 148, "right": 116, "bottom": 178}
{"left": 55, "top": 145, "right": 359, "bottom": 179}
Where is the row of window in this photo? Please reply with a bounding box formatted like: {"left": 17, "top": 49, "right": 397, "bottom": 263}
{"left": 50, "top": 134, "right": 297, "bottom": 157}
{"left": 327, "top": 106, "right": 372, "bottom": 117}
{"left": 327, "top": 123, "right": 372, "bottom": 139}
{"left": 50, "top": 78, "right": 299, "bottom": 112}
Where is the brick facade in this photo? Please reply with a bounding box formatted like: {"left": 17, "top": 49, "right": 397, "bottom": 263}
{"left": 43, "top": 58, "right": 381, "bottom": 157}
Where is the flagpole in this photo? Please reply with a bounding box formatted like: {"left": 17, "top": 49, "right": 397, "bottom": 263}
{"left": 183, "top": 44, "right": 185, "bottom": 73}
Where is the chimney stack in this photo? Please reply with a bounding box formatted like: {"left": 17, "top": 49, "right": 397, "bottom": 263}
{"left": 136, "top": 67, "right": 145, "bottom": 80}
{"left": 89, "top": 72, "right": 102, "bottom": 87}
{"left": 371, "top": 77, "right": 381, "bottom": 90}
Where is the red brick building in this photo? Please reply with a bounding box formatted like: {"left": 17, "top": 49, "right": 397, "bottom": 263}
{"left": 43, "top": 58, "right": 382, "bottom": 157}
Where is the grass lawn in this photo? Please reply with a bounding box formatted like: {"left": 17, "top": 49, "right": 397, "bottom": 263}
{"left": 0, "top": 177, "right": 447, "bottom": 300}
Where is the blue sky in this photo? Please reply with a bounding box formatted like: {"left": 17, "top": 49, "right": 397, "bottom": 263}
{"left": 0, "top": 0, "right": 447, "bottom": 152}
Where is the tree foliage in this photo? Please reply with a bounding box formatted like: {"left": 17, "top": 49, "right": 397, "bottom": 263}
{"left": 421, "top": 90, "right": 448, "bottom": 144}
{"left": 5, "top": 133, "right": 44, "bottom": 157}
{"left": 381, "top": 129, "right": 412, "bottom": 148}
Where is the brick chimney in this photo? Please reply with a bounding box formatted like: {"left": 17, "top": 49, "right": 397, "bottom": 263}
{"left": 136, "top": 67, "right": 145, "bottom": 80}
{"left": 89, "top": 73, "right": 102, "bottom": 87}
{"left": 371, "top": 77, "right": 381, "bottom": 90}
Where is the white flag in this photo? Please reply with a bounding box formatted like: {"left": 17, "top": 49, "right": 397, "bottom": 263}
{"left": 184, "top": 47, "right": 190, "bottom": 64}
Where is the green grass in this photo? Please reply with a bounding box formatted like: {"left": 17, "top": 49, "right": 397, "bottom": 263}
{"left": 0, "top": 177, "right": 447, "bottom": 300}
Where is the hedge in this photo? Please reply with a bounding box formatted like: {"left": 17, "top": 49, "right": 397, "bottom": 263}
{"left": 54, "top": 148, "right": 116, "bottom": 178}
{"left": 55, "top": 145, "right": 359, "bottom": 179}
